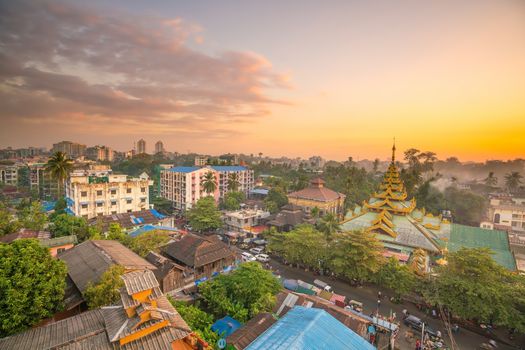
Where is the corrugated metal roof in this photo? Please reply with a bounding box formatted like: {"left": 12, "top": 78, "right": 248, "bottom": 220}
{"left": 246, "top": 306, "right": 375, "bottom": 350}
{"left": 210, "top": 166, "right": 247, "bottom": 172}
{"left": 121, "top": 270, "right": 159, "bottom": 295}
{"left": 167, "top": 166, "right": 200, "bottom": 173}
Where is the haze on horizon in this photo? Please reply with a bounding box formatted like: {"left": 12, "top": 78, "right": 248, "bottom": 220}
{"left": 0, "top": 0, "right": 524, "bottom": 162}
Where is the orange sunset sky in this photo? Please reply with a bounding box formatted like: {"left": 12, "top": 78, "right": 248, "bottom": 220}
{"left": 0, "top": 0, "right": 524, "bottom": 161}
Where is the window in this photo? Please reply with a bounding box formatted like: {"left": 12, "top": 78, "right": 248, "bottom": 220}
{"left": 141, "top": 187, "right": 146, "bottom": 193}
{"left": 81, "top": 204, "right": 88, "bottom": 209}
{"left": 81, "top": 191, "right": 87, "bottom": 197}
{"left": 126, "top": 188, "right": 132, "bottom": 194}
{"left": 111, "top": 200, "right": 117, "bottom": 206}
{"left": 140, "top": 198, "right": 146, "bottom": 203}
{"left": 126, "top": 199, "right": 132, "bottom": 204}
{"left": 97, "top": 202, "right": 104, "bottom": 207}
{"left": 96, "top": 190, "right": 102, "bottom": 196}
{"left": 127, "top": 209, "right": 132, "bottom": 213}
{"left": 110, "top": 189, "right": 116, "bottom": 195}
{"left": 494, "top": 213, "right": 500, "bottom": 224}
{"left": 512, "top": 221, "right": 519, "bottom": 227}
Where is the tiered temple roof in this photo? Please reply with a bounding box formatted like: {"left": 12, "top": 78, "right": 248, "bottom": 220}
{"left": 341, "top": 142, "right": 516, "bottom": 270}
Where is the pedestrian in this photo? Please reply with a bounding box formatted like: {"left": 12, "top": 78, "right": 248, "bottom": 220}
{"left": 432, "top": 309, "right": 437, "bottom": 318}
{"left": 436, "top": 330, "right": 441, "bottom": 339}
{"left": 402, "top": 309, "right": 407, "bottom": 317}
{"left": 415, "top": 339, "right": 421, "bottom": 350}
{"left": 378, "top": 291, "right": 382, "bottom": 299}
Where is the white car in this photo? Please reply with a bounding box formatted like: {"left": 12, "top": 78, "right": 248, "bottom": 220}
{"left": 250, "top": 247, "right": 264, "bottom": 255}
{"left": 256, "top": 254, "right": 270, "bottom": 263}
{"left": 241, "top": 252, "right": 256, "bottom": 262}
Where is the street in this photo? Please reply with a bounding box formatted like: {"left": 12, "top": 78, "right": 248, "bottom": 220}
{"left": 268, "top": 258, "right": 518, "bottom": 350}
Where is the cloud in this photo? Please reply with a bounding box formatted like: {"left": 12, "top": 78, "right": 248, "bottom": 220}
{"left": 0, "top": 0, "right": 290, "bottom": 139}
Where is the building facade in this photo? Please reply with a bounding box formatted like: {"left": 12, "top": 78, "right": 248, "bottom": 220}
{"left": 223, "top": 209, "right": 271, "bottom": 232}
{"left": 85, "top": 145, "right": 114, "bottom": 161}
{"left": 160, "top": 165, "right": 254, "bottom": 211}
{"left": 52, "top": 141, "right": 86, "bottom": 158}
{"left": 0, "top": 164, "right": 18, "bottom": 185}
{"left": 195, "top": 156, "right": 208, "bottom": 166}
{"left": 155, "top": 140, "right": 165, "bottom": 154}
{"left": 287, "top": 178, "right": 346, "bottom": 218}
{"left": 65, "top": 167, "right": 152, "bottom": 219}
{"left": 136, "top": 139, "right": 146, "bottom": 154}
{"left": 480, "top": 194, "right": 525, "bottom": 232}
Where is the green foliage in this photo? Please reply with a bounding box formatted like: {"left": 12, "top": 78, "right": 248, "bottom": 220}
{"left": 423, "top": 248, "right": 525, "bottom": 332}
{"left": 201, "top": 171, "right": 217, "bottom": 194}
{"left": 327, "top": 230, "right": 385, "bottom": 283}
{"left": 18, "top": 201, "right": 48, "bottom": 231}
{"left": 221, "top": 191, "right": 245, "bottom": 211}
{"left": 49, "top": 214, "right": 87, "bottom": 238}
{"left": 199, "top": 262, "right": 281, "bottom": 322}
{"left": 187, "top": 197, "right": 223, "bottom": 232}
{"left": 127, "top": 230, "right": 171, "bottom": 257}
{"left": 504, "top": 171, "right": 523, "bottom": 193}
{"left": 0, "top": 239, "right": 67, "bottom": 336}
{"left": 84, "top": 265, "right": 125, "bottom": 309}
{"left": 375, "top": 258, "right": 418, "bottom": 298}
{"left": 227, "top": 173, "right": 240, "bottom": 192}
{"left": 45, "top": 152, "right": 73, "bottom": 197}
{"left": 317, "top": 213, "right": 340, "bottom": 241}
{"left": 443, "top": 187, "right": 487, "bottom": 226}
{"left": 322, "top": 165, "right": 378, "bottom": 210}
{"left": 0, "top": 203, "right": 20, "bottom": 236}
{"left": 414, "top": 181, "right": 445, "bottom": 215}
{"left": 53, "top": 197, "right": 67, "bottom": 215}
{"left": 264, "top": 188, "right": 288, "bottom": 213}
{"left": 151, "top": 196, "right": 174, "bottom": 215}
{"left": 268, "top": 225, "right": 327, "bottom": 269}
{"left": 169, "top": 297, "right": 218, "bottom": 346}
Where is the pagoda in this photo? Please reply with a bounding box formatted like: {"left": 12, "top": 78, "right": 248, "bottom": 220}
{"left": 340, "top": 142, "right": 516, "bottom": 271}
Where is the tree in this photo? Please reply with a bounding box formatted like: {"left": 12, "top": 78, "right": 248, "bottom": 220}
{"left": 200, "top": 171, "right": 217, "bottom": 195}
{"left": 444, "top": 187, "right": 486, "bottom": 226}
{"left": 373, "top": 158, "right": 380, "bottom": 173}
{"left": 187, "top": 197, "right": 223, "bottom": 232}
{"left": 484, "top": 172, "right": 498, "bottom": 187}
{"left": 168, "top": 298, "right": 217, "bottom": 346}
{"left": 151, "top": 196, "right": 174, "bottom": 215}
{"left": 105, "top": 223, "right": 133, "bottom": 246}
{"left": 128, "top": 230, "right": 171, "bottom": 257}
{"left": 310, "top": 206, "right": 320, "bottom": 219}
{"left": 221, "top": 191, "right": 245, "bottom": 211}
{"left": 505, "top": 171, "right": 523, "bottom": 193}
{"left": 0, "top": 239, "right": 67, "bottom": 336}
{"left": 375, "top": 258, "right": 418, "bottom": 299}
{"left": 317, "top": 213, "right": 340, "bottom": 241}
{"left": 264, "top": 187, "right": 288, "bottom": 213}
{"left": 45, "top": 151, "right": 73, "bottom": 197}
{"left": 199, "top": 262, "right": 281, "bottom": 322}
{"left": 327, "top": 230, "right": 384, "bottom": 283}
{"left": 18, "top": 201, "right": 48, "bottom": 231}
{"left": 84, "top": 264, "right": 125, "bottom": 309}
{"left": 227, "top": 173, "right": 240, "bottom": 192}
{"left": 0, "top": 203, "right": 20, "bottom": 236}
{"left": 424, "top": 248, "right": 525, "bottom": 332}
{"left": 49, "top": 214, "right": 87, "bottom": 238}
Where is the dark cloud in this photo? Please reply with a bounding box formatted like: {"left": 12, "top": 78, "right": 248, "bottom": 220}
{"left": 0, "top": 0, "right": 290, "bottom": 138}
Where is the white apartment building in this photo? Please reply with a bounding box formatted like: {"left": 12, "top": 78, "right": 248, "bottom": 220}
{"left": 194, "top": 156, "right": 208, "bottom": 166}
{"left": 65, "top": 166, "right": 153, "bottom": 219}
{"left": 480, "top": 194, "right": 525, "bottom": 232}
{"left": 160, "top": 166, "right": 254, "bottom": 211}
{"left": 223, "top": 209, "right": 270, "bottom": 232}
{"left": 0, "top": 165, "right": 18, "bottom": 185}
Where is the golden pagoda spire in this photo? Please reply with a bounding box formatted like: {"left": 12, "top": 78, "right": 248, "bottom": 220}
{"left": 391, "top": 137, "right": 396, "bottom": 163}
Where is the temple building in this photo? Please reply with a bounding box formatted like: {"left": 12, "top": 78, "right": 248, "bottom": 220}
{"left": 287, "top": 178, "right": 346, "bottom": 218}
{"left": 341, "top": 143, "right": 516, "bottom": 270}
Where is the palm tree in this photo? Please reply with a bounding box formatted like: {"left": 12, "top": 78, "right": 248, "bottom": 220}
{"left": 227, "top": 173, "right": 240, "bottom": 192}
{"left": 505, "top": 172, "right": 523, "bottom": 193}
{"left": 45, "top": 151, "right": 73, "bottom": 198}
{"left": 317, "top": 213, "right": 340, "bottom": 241}
{"left": 484, "top": 172, "right": 498, "bottom": 187}
{"left": 200, "top": 171, "right": 217, "bottom": 195}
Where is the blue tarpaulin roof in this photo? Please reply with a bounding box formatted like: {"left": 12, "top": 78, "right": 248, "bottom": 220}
{"left": 211, "top": 316, "right": 242, "bottom": 338}
{"left": 128, "top": 225, "right": 179, "bottom": 237}
{"left": 249, "top": 188, "right": 269, "bottom": 195}
{"left": 210, "top": 166, "right": 247, "bottom": 172}
{"left": 65, "top": 208, "right": 75, "bottom": 216}
{"left": 168, "top": 166, "right": 200, "bottom": 173}
{"left": 246, "top": 306, "right": 376, "bottom": 350}
{"left": 42, "top": 201, "right": 56, "bottom": 212}
{"left": 150, "top": 209, "right": 166, "bottom": 219}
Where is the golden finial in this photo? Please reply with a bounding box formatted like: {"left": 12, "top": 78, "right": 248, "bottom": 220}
{"left": 392, "top": 137, "right": 396, "bottom": 163}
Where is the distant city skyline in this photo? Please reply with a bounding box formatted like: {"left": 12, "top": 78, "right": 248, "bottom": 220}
{"left": 1, "top": 0, "right": 524, "bottom": 161}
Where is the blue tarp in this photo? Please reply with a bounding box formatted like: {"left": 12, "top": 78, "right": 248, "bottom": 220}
{"left": 246, "top": 306, "right": 376, "bottom": 350}
{"left": 283, "top": 279, "right": 299, "bottom": 291}
{"left": 42, "top": 201, "right": 56, "bottom": 212}
{"left": 150, "top": 208, "right": 166, "bottom": 219}
{"left": 249, "top": 188, "right": 269, "bottom": 196}
{"left": 128, "top": 225, "right": 179, "bottom": 237}
{"left": 211, "top": 316, "right": 242, "bottom": 338}
{"left": 65, "top": 208, "right": 75, "bottom": 216}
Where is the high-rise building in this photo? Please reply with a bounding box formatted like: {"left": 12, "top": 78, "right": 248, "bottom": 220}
{"left": 160, "top": 165, "right": 254, "bottom": 211}
{"left": 86, "top": 146, "right": 114, "bottom": 162}
{"left": 52, "top": 141, "right": 86, "bottom": 158}
{"left": 155, "top": 141, "right": 165, "bottom": 154}
{"left": 137, "top": 139, "right": 146, "bottom": 154}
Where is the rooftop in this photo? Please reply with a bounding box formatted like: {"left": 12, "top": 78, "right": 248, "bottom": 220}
{"left": 245, "top": 306, "right": 375, "bottom": 350}
{"left": 162, "top": 234, "right": 234, "bottom": 268}
{"left": 88, "top": 209, "right": 167, "bottom": 232}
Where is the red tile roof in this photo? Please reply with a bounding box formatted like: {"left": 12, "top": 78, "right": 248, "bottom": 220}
{"left": 288, "top": 185, "right": 345, "bottom": 202}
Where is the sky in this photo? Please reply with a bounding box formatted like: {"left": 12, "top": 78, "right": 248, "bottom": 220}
{"left": 0, "top": 0, "right": 524, "bottom": 161}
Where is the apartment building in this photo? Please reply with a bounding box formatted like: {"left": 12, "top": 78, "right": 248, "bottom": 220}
{"left": 160, "top": 165, "right": 254, "bottom": 211}
{"left": 52, "top": 141, "right": 86, "bottom": 158}
{"left": 85, "top": 145, "right": 114, "bottom": 162}
{"left": 65, "top": 166, "right": 153, "bottom": 219}
{"left": 480, "top": 193, "right": 525, "bottom": 233}
{"left": 0, "top": 164, "right": 18, "bottom": 185}
{"left": 223, "top": 208, "right": 270, "bottom": 232}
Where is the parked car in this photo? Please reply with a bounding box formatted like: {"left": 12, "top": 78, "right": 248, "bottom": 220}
{"left": 313, "top": 279, "right": 333, "bottom": 292}
{"left": 250, "top": 247, "right": 264, "bottom": 255}
{"left": 403, "top": 315, "right": 439, "bottom": 338}
{"left": 241, "top": 252, "right": 256, "bottom": 262}
{"left": 256, "top": 254, "right": 270, "bottom": 263}
{"left": 239, "top": 243, "right": 249, "bottom": 250}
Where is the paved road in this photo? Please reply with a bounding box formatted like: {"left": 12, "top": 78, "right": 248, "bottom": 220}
{"left": 268, "top": 258, "right": 518, "bottom": 350}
